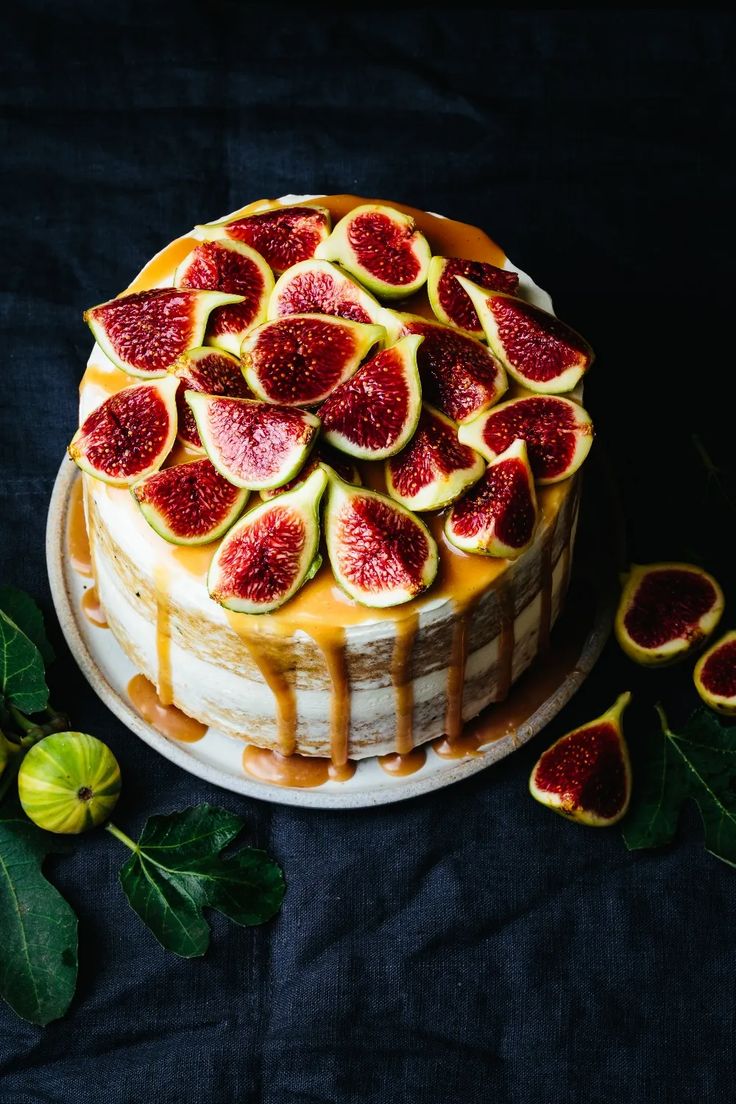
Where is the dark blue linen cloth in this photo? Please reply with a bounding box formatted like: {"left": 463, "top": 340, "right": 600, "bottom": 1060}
{"left": 1, "top": 7, "right": 734, "bottom": 1101}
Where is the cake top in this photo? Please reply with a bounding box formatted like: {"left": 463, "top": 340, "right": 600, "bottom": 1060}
{"left": 72, "top": 194, "right": 594, "bottom": 629}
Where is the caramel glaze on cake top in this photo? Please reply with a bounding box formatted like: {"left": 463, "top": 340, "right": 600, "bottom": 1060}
{"left": 77, "top": 194, "right": 577, "bottom": 781}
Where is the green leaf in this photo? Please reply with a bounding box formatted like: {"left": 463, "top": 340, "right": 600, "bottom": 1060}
{"left": 0, "top": 814, "right": 78, "bottom": 1025}
{"left": 0, "top": 610, "right": 49, "bottom": 715}
{"left": 623, "top": 705, "right": 736, "bottom": 867}
{"left": 116, "top": 805, "right": 285, "bottom": 958}
{"left": 0, "top": 587, "right": 55, "bottom": 666}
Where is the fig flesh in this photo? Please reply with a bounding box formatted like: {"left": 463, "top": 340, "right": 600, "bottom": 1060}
{"left": 386, "top": 404, "right": 485, "bottom": 512}
{"left": 208, "top": 467, "right": 327, "bottom": 614}
{"left": 242, "top": 314, "right": 384, "bottom": 406}
{"left": 457, "top": 277, "right": 594, "bottom": 394}
{"left": 427, "top": 256, "right": 519, "bottom": 337}
{"left": 399, "top": 316, "right": 507, "bottom": 424}
{"left": 458, "top": 394, "right": 593, "bottom": 485}
{"left": 68, "top": 377, "right": 178, "bottom": 486}
{"left": 195, "top": 204, "right": 331, "bottom": 274}
{"left": 615, "top": 563, "right": 724, "bottom": 666}
{"left": 259, "top": 443, "right": 361, "bottom": 501}
{"left": 694, "top": 630, "right": 736, "bottom": 715}
{"left": 319, "top": 334, "right": 423, "bottom": 460}
{"left": 445, "top": 438, "right": 537, "bottom": 557}
{"left": 316, "top": 203, "right": 431, "bottom": 300}
{"left": 186, "top": 393, "right": 320, "bottom": 491}
{"left": 175, "top": 239, "right": 273, "bottom": 356}
{"left": 85, "top": 288, "right": 243, "bottom": 378}
{"left": 171, "top": 346, "right": 251, "bottom": 452}
{"left": 324, "top": 477, "right": 438, "bottom": 608}
{"left": 529, "top": 692, "right": 632, "bottom": 826}
{"left": 268, "top": 258, "right": 401, "bottom": 340}
{"left": 131, "top": 457, "right": 249, "bottom": 545}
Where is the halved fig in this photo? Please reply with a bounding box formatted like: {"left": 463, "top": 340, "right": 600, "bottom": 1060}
{"left": 131, "top": 457, "right": 248, "bottom": 545}
{"left": 208, "top": 467, "right": 327, "bottom": 613}
{"left": 325, "top": 478, "right": 438, "bottom": 607}
{"left": 85, "top": 289, "right": 243, "bottom": 378}
{"left": 529, "top": 692, "right": 632, "bottom": 826}
{"left": 174, "top": 240, "right": 273, "bottom": 356}
{"left": 386, "top": 404, "right": 485, "bottom": 511}
{"left": 615, "top": 563, "right": 724, "bottom": 666}
{"left": 186, "top": 393, "right": 319, "bottom": 490}
{"left": 457, "top": 278, "right": 594, "bottom": 394}
{"left": 195, "top": 204, "right": 331, "bottom": 274}
{"left": 267, "top": 258, "right": 401, "bottom": 339}
{"left": 316, "top": 204, "right": 431, "bottom": 300}
{"left": 171, "top": 346, "right": 251, "bottom": 452}
{"left": 445, "top": 439, "right": 537, "bottom": 558}
{"left": 242, "top": 314, "right": 384, "bottom": 407}
{"left": 694, "top": 630, "right": 736, "bottom": 715}
{"left": 399, "top": 316, "right": 507, "bottom": 424}
{"left": 68, "top": 377, "right": 178, "bottom": 486}
{"left": 259, "top": 442, "right": 361, "bottom": 501}
{"left": 319, "top": 334, "right": 422, "bottom": 460}
{"left": 427, "top": 256, "right": 519, "bottom": 337}
{"left": 458, "top": 395, "right": 593, "bottom": 485}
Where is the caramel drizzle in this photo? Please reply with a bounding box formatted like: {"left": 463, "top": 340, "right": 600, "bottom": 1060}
{"left": 128, "top": 674, "right": 207, "bottom": 743}
{"left": 242, "top": 744, "right": 357, "bottom": 788}
{"left": 393, "top": 612, "right": 419, "bottom": 755}
{"left": 378, "top": 748, "right": 427, "bottom": 777}
{"left": 81, "top": 586, "right": 108, "bottom": 628}
{"left": 226, "top": 614, "right": 298, "bottom": 757}
{"left": 444, "top": 598, "right": 479, "bottom": 743}
{"left": 302, "top": 625, "right": 351, "bottom": 768}
{"left": 68, "top": 478, "right": 93, "bottom": 577}
{"left": 496, "top": 588, "right": 516, "bottom": 701}
{"left": 153, "top": 563, "right": 173, "bottom": 706}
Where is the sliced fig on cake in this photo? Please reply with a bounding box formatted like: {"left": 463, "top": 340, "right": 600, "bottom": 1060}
{"left": 258, "top": 443, "right": 361, "bottom": 501}
{"left": 445, "top": 439, "right": 538, "bottom": 558}
{"left": 615, "top": 563, "right": 724, "bottom": 666}
{"left": 386, "top": 404, "right": 485, "bottom": 512}
{"left": 316, "top": 203, "right": 431, "bottom": 300}
{"left": 458, "top": 395, "right": 593, "bottom": 485}
{"left": 427, "top": 256, "right": 520, "bottom": 337}
{"left": 694, "top": 630, "right": 736, "bottom": 715}
{"left": 324, "top": 477, "right": 438, "bottom": 607}
{"left": 399, "top": 316, "right": 507, "bottom": 424}
{"left": 457, "top": 277, "right": 593, "bottom": 394}
{"left": 186, "top": 393, "right": 319, "bottom": 491}
{"left": 319, "top": 334, "right": 422, "bottom": 460}
{"left": 68, "top": 377, "right": 178, "bottom": 486}
{"left": 174, "top": 240, "right": 274, "bottom": 356}
{"left": 242, "top": 314, "right": 384, "bottom": 407}
{"left": 195, "top": 204, "right": 331, "bottom": 273}
{"left": 208, "top": 467, "right": 327, "bottom": 613}
{"left": 529, "top": 692, "right": 632, "bottom": 826}
{"left": 85, "top": 288, "right": 244, "bottom": 378}
{"left": 131, "top": 457, "right": 249, "bottom": 545}
{"left": 172, "top": 346, "right": 251, "bottom": 452}
{"left": 267, "top": 258, "right": 401, "bottom": 339}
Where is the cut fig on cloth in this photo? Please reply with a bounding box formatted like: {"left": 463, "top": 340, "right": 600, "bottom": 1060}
{"left": 68, "top": 377, "right": 178, "bottom": 486}
{"left": 445, "top": 438, "right": 538, "bottom": 557}
{"left": 324, "top": 478, "right": 438, "bottom": 607}
{"left": 195, "top": 205, "right": 331, "bottom": 273}
{"left": 615, "top": 563, "right": 724, "bottom": 666}
{"left": 399, "top": 316, "right": 507, "bottom": 424}
{"left": 208, "top": 467, "right": 328, "bottom": 614}
{"left": 186, "top": 393, "right": 320, "bottom": 491}
{"left": 259, "top": 444, "right": 361, "bottom": 501}
{"left": 131, "top": 458, "right": 249, "bottom": 545}
{"left": 319, "top": 334, "right": 423, "bottom": 460}
{"left": 316, "top": 204, "right": 432, "bottom": 300}
{"left": 172, "top": 346, "right": 251, "bottom": 452}
{"left": 427, "top": 257, "right": 519, "bottom": 337}
{"left": 694, "top": 631, "right": 736, "bottom": 715}
{"left": 267, "top": 259, "right": 401, "bottom": 339}
{"left": 85, "top": 289, "right": 244, "bottom": 378}
{"left": 242, "top": 314, "right": 384, "bottom": 407}
{"left": 175, "top": 240, "right": 273, "bottom": 356}
{"left": 386, "top": 404, "right": 485, "bottom": 512}
{"left": 529, "top": 692, "right": 632, "bottom": 826}
{"left": 457, "top": 278, "right": 593, "bottom": 394}
{"left": 458, "top": 394, "right": 593, "bottom": 484}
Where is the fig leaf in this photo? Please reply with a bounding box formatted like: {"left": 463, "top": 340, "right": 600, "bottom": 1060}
{"left": 0, "top": 811, "right": 78, "bottom": 1025}
{"left": 623, "top": 705, "right": 736, "bottom": 866}
{"left": 0, "top": 586, "right": 55, "bottom": 666}
{"left": 0, "top": 609, "right": 49, "bottom": 715}
{"left": 116, "top": 805, "right": 285, "bottom": 958}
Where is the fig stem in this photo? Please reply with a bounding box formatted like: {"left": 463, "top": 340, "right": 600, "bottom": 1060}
{"left": 104, "top": 822, "right": 139, "bottom": 853}
{"left": 655, "top": 702, "right": 673, "bottom": 737}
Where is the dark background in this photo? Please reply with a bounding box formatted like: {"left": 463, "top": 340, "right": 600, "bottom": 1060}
{"left": 1, "top": 6, "right": 735, "bottom": 1102}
